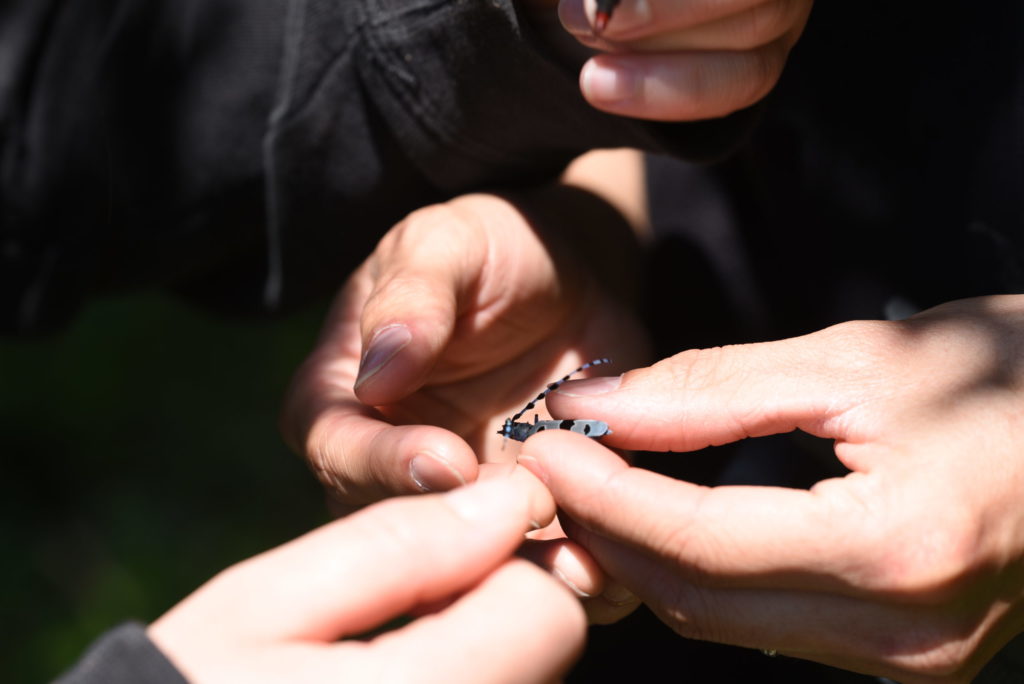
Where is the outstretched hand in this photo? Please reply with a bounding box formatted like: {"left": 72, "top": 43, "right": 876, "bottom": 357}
{"left": 523, "top": 296, "right": 1024, "bottom": 682}
{"left": 280, "top": 188, "right": 647, "bottom": 509}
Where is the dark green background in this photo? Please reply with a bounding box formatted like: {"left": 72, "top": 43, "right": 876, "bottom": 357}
{"left": 1, "top": 292, "right": 330, "bottom": 682}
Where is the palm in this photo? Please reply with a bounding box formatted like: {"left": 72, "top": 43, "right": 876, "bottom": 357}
{"left": 384, "top": 292, "right": 646, "bottom": 463}
{"left": 283, "top": 190, "right": 647, "bottom": 505}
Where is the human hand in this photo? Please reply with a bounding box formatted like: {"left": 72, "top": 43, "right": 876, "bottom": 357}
{"left": 557, "top": 0, "right": 814, "bottom": 120}
{"left": 280, "top": 187, "right": 648, "bottom": 509}
{"left": 522, "top": 296, "right": 1024, "bottom": 682}
{"left": 148, "top": 473, "right": 587, "bottom": 683}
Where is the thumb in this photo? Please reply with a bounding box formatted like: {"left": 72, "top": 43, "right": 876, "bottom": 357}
{"left": 352, "top": 204, "right": 491, "bottom": 406}
{"left": 545, "top": 323, "right": 885, "bottom": 451}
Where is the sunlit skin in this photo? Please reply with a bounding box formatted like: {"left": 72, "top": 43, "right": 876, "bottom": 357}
{"left": 285, "top": 172, "right": 1024, "bottom": 680}
{"left": 276, "top": 5, "right": 1024, "bottom": 679}
{"left": 280, "top": 152, "right": 652, "bottom": 623}
{"left": 522, "top": 296, "right": 1024, "bottom": 683}
{"left": 148, "top": 475, "right": 588, "bottom": 683}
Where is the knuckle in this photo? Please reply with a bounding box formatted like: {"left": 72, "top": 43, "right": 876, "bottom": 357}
{"left": 815, "top": 319, "right": 904, "bottom": 379}
{"left": 305, "top": 411, "right": 367, "bottom": 502}
{"left": 866, "top": 518, "right": 982, "bottom": 602}
{"left": 822, "top": 479, "right": 986, "bottom": 602}
{"left": 382, "top": 203, "right": 469, "bottom": 263}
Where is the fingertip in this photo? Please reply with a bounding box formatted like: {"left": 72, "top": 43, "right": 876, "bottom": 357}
{"left": 354, "top": 277, "right": 458, "bottom": 405}
{"left": 353, "top": 323, "right": 412, "bottom": 393}
{"left": 478, "top": 462, "right": 558, "bottom": 531}
{"left": 512, "top": 464, "right": 558, "bottom": 529}
{"left": 442, "top": 470, "right": 555, "bottom": 538}
{"left": 580, "top": 56, "right": 642, "bottom": 109}
{"left": 408, "top": 451, "right": 467, "bottom": 493}
{"left": 309, "top": 419, "right": 477, "bottom": 506}
{"left": 580, "top": 50, "right": 783, "bottom": 122}
{"left": 353, "top": 317, "right": 455, "bottom": 407}
{"left": 518, "top": 430, "right": 628, "bottom": 499}
{"left": 558, "top": 0, "right": 590, "bottom": 36}
{"left": 600, "top": 580, "right": 639, "bottom": 609}
{"left": 393, "top": 426, "right": 479, "bottom": 494}
{"left": 530, "top": 538, "right": 607, "bottom": 599}
{"left": 584, "top": 583, "right": 642, "bottom": 625}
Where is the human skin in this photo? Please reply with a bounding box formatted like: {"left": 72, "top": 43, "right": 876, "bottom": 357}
{"left": 519, "top": 295, "right": 1024, "bottom": 683}
{"left": 279, "top": 153, "right": 651, "bottom": 622}
{"left": 279, "top": 154, "right": 650, "bottom": 506}
{"left": 148, "top": 473, "right": 587, "bottom": 683}
{"left": 521, "top": 0, "right": 814, "bottom": 120}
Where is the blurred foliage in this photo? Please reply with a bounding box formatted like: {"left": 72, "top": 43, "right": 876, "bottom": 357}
{"left": 0, "top": 292, "right": 330, "bottom": 682}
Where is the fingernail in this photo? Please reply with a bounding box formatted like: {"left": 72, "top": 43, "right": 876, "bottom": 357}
{"left": 581, "top": 60, "right": 640, "bottom": 104}
{"left": 409, "top": 453, "right": 466, "bottom": 493}
{"left": 603, "top": 582, "right": 638, "bottom": 607}
{"left": 551, "top": 544, "right": 600, "bottom": 598}
{"left": 558, "top": 1, "right": 591, "bottom": 35}
{"left": 553, "top": 568, "right": 595, "bottom": 599}
{"left": 517, "top": 454, "right": 549, "bottom": 486}
{"left": 598, "top": 0, "right": 654, "bottom": 34}
{"left": 355, "top": 324, "right": 411, "bottom": 389}
{"left": 556, "top": 375, "right": 621, "bottom": 397}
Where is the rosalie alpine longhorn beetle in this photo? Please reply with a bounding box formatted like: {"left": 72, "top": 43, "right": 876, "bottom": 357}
{"left": 497, "top": 358, "right": 613, "bottom": 442}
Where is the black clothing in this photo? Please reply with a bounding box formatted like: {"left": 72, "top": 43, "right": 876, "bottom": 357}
{"left": 636, "top": 4, "right": 1024, "bottom": 683}
{"left": 18, "top": 0, "right": 1024, "bottom": 681}
{"left": 646, "top": 3, "right": 1024, "bottom": 351}
{"left": 0, "top": 0, "right": 755, "bottom": 334}
{"left": 56, "top": 622, "right": 185, "bottom": 684}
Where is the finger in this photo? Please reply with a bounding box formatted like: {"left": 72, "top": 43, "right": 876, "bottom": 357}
{"left": 566, "top": 0, "right": 809, "bottom": 52}
{"left": 518, "top": 536, "right": 607, "bottom": 599}
{"left": 174, "top": 472, "right": 557, "bottom": 643}
{"left": 334, "top": 560, "right": 587, "bottom": 683}
{"left": 564, "top": 0, "right": 771, "bottom": 38}
{"left": 281, "top": 279, "right": 481, "bottom": 502}
{"left": 545, "top": 322, "right": 893, "bottom": 452}
{"left": 578, "top": 41, "right": 790, "bottom": 121}
{"left": 582, "top": 581, "right": 643, "bottom": 625}
{"left": 556, "top": 519, "right": 998, "bottom": 682}
{"left": 516, "top": 509, "right": 642, "bottom": 624}
{"left": 353, "top": 204, "right": 491, "bottom": 406}
{"left": 310, "top": 411, "right": 479, "bottom": 504}
{"left": 519, "top": 430, "right": 935, "bottom": 598}
{"left": 286, "top": 356, "right": 480, "bottom": 502}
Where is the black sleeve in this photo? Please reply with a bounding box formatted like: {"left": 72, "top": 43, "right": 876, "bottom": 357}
{"left": 1, "top": 0, "right": 288, "bottom": 332}
{"left": 0, "top": 0, "right": 758, "bottom": 333}
{"left": 54, "top": 622, "right": 188, "bottom": 684}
